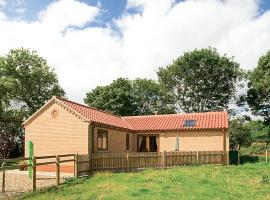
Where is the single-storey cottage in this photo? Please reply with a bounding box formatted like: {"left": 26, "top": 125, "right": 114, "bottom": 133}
{"left": 23, "top": 96, "right": 229, "bottom": 172}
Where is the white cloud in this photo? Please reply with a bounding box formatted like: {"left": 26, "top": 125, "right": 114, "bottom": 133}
{"left": 0, "top": 11, "right": 6, "bottom": 20}
{"left": 39, "top": 0, "right": 99, "bottom": 31}
{"left": 0, "top": 0, "right": 270, "bottom": 103}
{"left": 0, "top": 0, "right": 6, "bottom": 6}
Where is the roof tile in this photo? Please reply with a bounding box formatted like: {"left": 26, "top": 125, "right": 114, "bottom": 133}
{"left": 57, "top": 97, "right": 228, "bottom": 131}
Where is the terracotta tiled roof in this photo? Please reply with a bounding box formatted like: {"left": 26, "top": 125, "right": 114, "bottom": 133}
{"left": 56, "top": 97, "right": 228, "bottom": 132}
{"left": 56, "top": 97, "right": 131, "bottom": 129}
{"left": 122, "top": 112, "right": 228, "bottom": 132}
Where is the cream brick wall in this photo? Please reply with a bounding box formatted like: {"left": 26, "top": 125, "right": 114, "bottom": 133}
{"left": 24, "top": 100, "right": 228, "bottom": 157}
{"left": 92, "top": 127, "right": 134, "bottom": 153}
{"left": 158, "top": 130, "right": 229, "bottom": 152}
{"left": 25, "top": 102, "right": 90, "bottom": 157}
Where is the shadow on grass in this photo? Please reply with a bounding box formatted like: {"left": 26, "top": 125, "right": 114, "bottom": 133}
{"left": 239, "top": 155, "right": 260, "bottom": 164}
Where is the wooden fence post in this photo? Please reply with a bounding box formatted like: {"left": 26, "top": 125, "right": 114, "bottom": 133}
{"left": 75, "top": 153, "right": 79, "bottom": 178}
{"left": 196, "top": 151, "right": 199, "bottom": 164}
{"left": 237, "top": 151, "right": 240, "bottom": 165}
{"left": 56, "top": 155, "right": 60, "bottom": 186}
{"left": 102, "top": 153, "right": 105, "bottom": 171}
{"left": 223, "top": 151, "right": 228, "bottom": 165}
{"left": 73, "top": 154, "right": 76, "bottom": 178}
{"left": 163, "top": 151, "right": 166, "bottom": 168}
{"left": 88, "top": 154, "right": 91, "bottom": 175}
{"left": 266, "top": 150, "right": 268, "bottom": 163}
{"left": 126, "top": 153, "right": 129, "bottom": 172}
{"left": 32, "top": 156, "right": 36, "bottom": 191}
{"left": 2, "top": 170, "right": 5, "bottom": 193}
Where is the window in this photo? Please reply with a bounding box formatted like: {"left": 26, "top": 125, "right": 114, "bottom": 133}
{"left": 183, "top": 120, "right": 196, "bottom": 127}
{"left": 97, "top": 129, "right": 108, "bottom": 150}
{"left": 126, "top": 133, "right": 130, "bottom": 150}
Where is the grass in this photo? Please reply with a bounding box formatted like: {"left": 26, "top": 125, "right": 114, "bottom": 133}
{"left": 20, "top": 163, "right": 270, "bottom": 200}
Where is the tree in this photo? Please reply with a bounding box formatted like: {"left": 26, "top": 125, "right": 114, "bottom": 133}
{"left": 0, "top": 48, "right": 65, "bottom": 116}
{"left": 230, "top": 117, "right": 253, "bottom": 150}
{"left": 0, "top": 48, "right": 65, "bottom": 158}
{"left": 132, "top": 78, "right": 176, "bottom": 115}
{"left": 244, "top": 120, "right": 270, "bottom": 144}
{"left": 246, "top": 50, "right": 270, "bottom": 123}
{"left": 158, "top": 47, "right": 243, "bottom": 113}
{"left": 0, "top": 108, "right": 24, "bottom": 159}
{"left": 84, "top": 78, "right": 175, "bottom": 116}
{"left": 85, "top": 78, "right": 137, "bottom": 116}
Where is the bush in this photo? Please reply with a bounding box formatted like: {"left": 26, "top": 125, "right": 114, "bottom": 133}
{"left": 240, "top": 144, "right": 270, "bottom": 155}
{"left": 262, "top": 175, "right": 270, "bottom": 184}
{"left": 18, "top": 160, "right": 28, "bottom": 171}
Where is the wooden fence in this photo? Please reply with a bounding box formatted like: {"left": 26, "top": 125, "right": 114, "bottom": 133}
{"left": 77, "top": 151, "right": 226, "bottom": 176}
{"left": 0, "top": 151, "right": 234, "bottom": 193}
{"left": 1, "top": 150, "right": 269, "bottom": 194}
{"left": 0, "top": 154, "right": 76, "bottom": 193}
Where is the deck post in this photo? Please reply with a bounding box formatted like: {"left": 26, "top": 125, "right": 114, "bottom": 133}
{"left": 75, "top": 153, "right": 79, "bottom": 178}
{"left": 32, "top": 156, "right": 36, "bottom": 191}
{"left": 56, "top": 155, "right": 60, "bottom": 185}
{"left": 88, "top": 154, "right": 92, "bottom": 175}
{"left": 1, "top": 170, "right": 5, "bottom": 193}
{"left": 126, "top": 153, "right": 130, "bottom": 172}
{"left": 162, "top": 151, "right": 167, "bottom": 168}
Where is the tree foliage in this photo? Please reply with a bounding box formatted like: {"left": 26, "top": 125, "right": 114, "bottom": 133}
{"left": 244, "top": 120, "right": 270, "bottom": 144}
{"left": 132, "top": 78, "right": 176, "bottom": 115}
{"left": 230, "top": 117, "right": 270, "bottom": 151}
{"left": 0, "top": 48, "right": 65, "bottom": 116}
{"left": 0, "top": 108, "right": 24, "bottom": 159}
{"left": 246, "top": 50, "right": 270, "bottom": 123}
{"left": 0, "top": 48, "right": 65, "bottom": 158}
{"left": 84, "top": 78, "right": 137, "bottom": 116}
{"left": 158, "top": 47, "right": 242, "bottom": 113}
{"left": 230, "top": 117, "right": 253, "bottom": 150}
{"left": 84, "top": 78, "right": 175, "bottom": 116}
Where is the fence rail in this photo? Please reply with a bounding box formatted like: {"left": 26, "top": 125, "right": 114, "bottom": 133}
{"left": 3, "top": 150, "right": 267, "bottom": 193}
{"left": 77, "top": 151, "right": 226, "bottom": 175}
{"left": 0, "top": 154, "right": 76, "bottom": 193}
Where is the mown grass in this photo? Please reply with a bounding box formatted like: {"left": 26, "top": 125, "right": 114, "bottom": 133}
{"left": 20, "top": 163, "right": 270, "bottom": 200}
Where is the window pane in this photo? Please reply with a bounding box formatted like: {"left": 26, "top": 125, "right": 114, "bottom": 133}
{"left": 126, "top": 134, "right": 129, "bottom": 150}
{"left": 102, "top": 134, "right": 107, "bottom": 149}
{"left": 97, "top": 129, "right": 108, "bottom": 150}
{"left": 183, "top": 120, "right": 196, "bottom": 127}
{"left": 98, "top": 137, "right": 102, "bottom": 149}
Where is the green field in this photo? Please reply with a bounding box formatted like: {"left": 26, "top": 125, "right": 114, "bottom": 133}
{"left": 20, "top": 163, "right": 270, "bottom": 200}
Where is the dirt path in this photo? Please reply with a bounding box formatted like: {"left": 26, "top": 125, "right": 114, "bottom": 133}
{"left": 0, "top": 170, "right": 73, "bottom": 199}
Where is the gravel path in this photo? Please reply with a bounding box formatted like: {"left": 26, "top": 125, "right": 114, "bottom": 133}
{"left": 0, "top": 170, "right": 73, "bottom": 199}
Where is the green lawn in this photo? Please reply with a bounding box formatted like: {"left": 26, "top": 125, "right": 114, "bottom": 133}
{"left": 20, "top": 163, "right": 270, "bottom": 200}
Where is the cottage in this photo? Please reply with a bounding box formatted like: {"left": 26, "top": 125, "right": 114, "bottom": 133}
{"left": 23, "top": 96, "right": 229, "bottom": 172}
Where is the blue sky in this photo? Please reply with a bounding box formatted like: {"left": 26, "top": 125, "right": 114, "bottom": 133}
{"left": 2, "top": 0, "right": 269, "bottom": 23}
{"left": 1, "top": 0, "right": 126, "bottom": 23}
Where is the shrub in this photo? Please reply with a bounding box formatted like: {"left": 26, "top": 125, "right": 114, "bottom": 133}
{"left": 240, "top": 144, "right": 270, "bottom": 155}
{"left": 18, "top": 160, "right": 28, "bottom": 171}
{"left": 262, "top": 175, "right": 270, "bottom": 184}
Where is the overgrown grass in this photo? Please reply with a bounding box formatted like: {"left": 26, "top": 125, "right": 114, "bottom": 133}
{"left": 20, "top": 163, "right": 270, "bottom": 200}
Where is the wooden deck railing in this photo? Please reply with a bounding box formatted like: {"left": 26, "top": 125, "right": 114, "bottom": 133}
{"left": 1, "top": 150, "right": 269, "bottom": 194}
{"left": 77, "top": 151, "right": 226, "bottom": 176}
{"left": 0, "top": 154, "right": 76, "bottom": 193}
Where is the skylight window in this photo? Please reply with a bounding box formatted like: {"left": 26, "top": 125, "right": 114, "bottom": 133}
{"left": 183, "top": 120, "right": 196, "bottom": 127}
